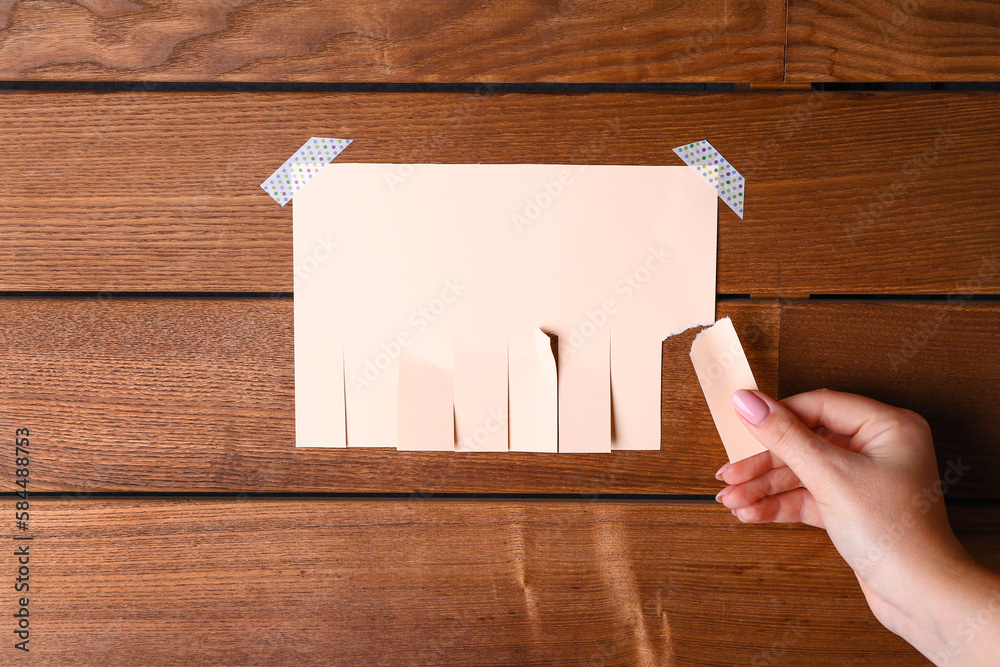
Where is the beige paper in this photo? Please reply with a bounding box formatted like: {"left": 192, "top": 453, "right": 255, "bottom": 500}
{"left": 689, "top": 317, "right": 766, "bottom": 463}
{"left": 454, "top": 331, "right": 508, "bottom": 452}
{"left": 293, "top": 228, "right": 346, "bottom": 448}
{"left": 508, "top": 329, "right": 557, "bottom": 452}
{"left": 557, "top": 329, "right": 611, "bottom": 452}
{"left": 610, "top": 333, "right": 663, "bottom": 451}
{"left": 397, "top": 348, "right": 454, "bottom": 451}
{"left": 293, "top": 163, "right": 717, "bottom": 451}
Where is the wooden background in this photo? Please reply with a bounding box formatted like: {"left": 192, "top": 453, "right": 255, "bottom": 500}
{"left": 0, "top": 1, "right": 998, "bottom": 664}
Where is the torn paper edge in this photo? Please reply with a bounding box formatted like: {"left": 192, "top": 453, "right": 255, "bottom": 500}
{"left": 665, "top": 317, "right": 716, "bottom": 341}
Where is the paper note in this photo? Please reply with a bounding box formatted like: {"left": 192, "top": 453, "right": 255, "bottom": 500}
{"left": 689, "top": 317, "right": 766, "bottom": 463}
{"left": 293, "top": 163, "right": 718, "bottom": 451}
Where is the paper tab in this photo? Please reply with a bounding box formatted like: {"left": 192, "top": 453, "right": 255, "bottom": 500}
{"left": 454, "top": 334, "right": 508, "bottom": 452}
{"left": 557, "top": 330, "right": 611, "bottom": 453}
{"left": 294, "top": 345, "right": 346, "bottom": 448}
{"left": 508, "top": 329, "right": 558, "bottom": 453}
{"left": 261, "top": 137, "right": 351, "bottom": 206}
{"left": 689, "top": 317, "right": 765, "bottom": 463}
{"left": 673, "top": 140, "right": 745, "bottom": 219}
{"left": 610, "top": 333, "right": 663, "bottom": 450}
{"left": 397, "top": 350, "right": 454, "bottom": 451}
{"left": 344, "top": 348, "right": 398, "bottom": 448}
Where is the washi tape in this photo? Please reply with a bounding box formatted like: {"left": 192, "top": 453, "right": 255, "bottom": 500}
{"left": 261, "top": 137, "right": 352, "bottom": 206}
{"left": 673, "top": 140, "right": 745, "bottom": 219}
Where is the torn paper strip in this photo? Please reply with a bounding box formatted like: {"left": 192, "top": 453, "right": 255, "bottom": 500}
{"left": 689, "top": 317, "right": 766, "bottom": 463}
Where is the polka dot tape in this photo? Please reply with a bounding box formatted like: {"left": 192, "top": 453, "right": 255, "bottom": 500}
{"left": 261, "top": 137, "right": 352, "bottom": 206}
{"left": 672, "top": 140, "right": 745, "bottom": 219}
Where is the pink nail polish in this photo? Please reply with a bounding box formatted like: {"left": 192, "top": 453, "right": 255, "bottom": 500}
{"left": 715, "top": 462, "right": 731, "bottom": 481}
{"left": 732, "top": 389, "right": 770, "bottom": 425}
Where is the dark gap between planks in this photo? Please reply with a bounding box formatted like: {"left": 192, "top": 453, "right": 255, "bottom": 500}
{"left": 0, "top": 81, "right": 998, "bottom": 93}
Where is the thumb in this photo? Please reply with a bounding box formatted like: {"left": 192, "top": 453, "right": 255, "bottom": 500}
{"left": 732, "top": 389, "right": 846, "bottom": 488}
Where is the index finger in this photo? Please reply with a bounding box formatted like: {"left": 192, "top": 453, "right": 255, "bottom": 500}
{"left": 718, "top": 448, "right": 786, "bottom": 485}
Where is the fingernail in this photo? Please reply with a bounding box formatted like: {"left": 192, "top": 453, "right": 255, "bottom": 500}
{"left": 731, "top": 508, "right": 738, "bottom": 517}
{"left": 732, "top": 389, "right": 770, "bottom": 425}
{"left": 715, "top": 487, "right": 731, "bottom": 503}
{"left": 714, "top": 462, "right": 730, "bottom": 481}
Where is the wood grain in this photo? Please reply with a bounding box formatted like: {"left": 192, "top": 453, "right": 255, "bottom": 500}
{"left": 0, "top": 297, "right": 775, "bottom": 495}
{"left": 786, "top": 0, "right": 1000, "bottom": 81}
{"left": 9, "top": 498, "right": 996, "bottom": 665}
{"left": 2, "top": 296, "right": 999, "bottom": 499}
{"left": 780, "top": 301, "right": 1000, "bottom": 504}
{"left": 1, "top": 91, "right": 997, "bottom": 295}
{"left": 0, "top": 0, "right": 784, "bottom": 82}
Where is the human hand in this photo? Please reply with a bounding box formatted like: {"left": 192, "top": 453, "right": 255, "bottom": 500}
{"left": 715, "top": 389, "right": 999, "bottom": 665}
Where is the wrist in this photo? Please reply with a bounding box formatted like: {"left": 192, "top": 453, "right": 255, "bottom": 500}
{"left": 855, "top": 528, "right": 969, "bottom": 611}
{"left": 860, "top": 547, "right": 997, "bottom": 665}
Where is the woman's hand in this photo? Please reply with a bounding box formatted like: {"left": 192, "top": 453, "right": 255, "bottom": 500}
{"left": 715, "top": 388, "right": 1000, "bottom": 666}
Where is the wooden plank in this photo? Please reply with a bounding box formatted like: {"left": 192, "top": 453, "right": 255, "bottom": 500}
{"left": 786, "top": 0, "right": 1000, "bottom": 81}
{"left": 0, "top": 0, "right": 784, "bottom": 83}
{"left": 0, "top": 297, "right": 774, "bottom": 495}
{"left": 1, "top": 91, "right": 997, "bottom": 295}
{"left": 10, "top": 498, "right": 996, "bottom": 665}
{"left": 3, "top": 296, "right": 999, "bottom": 499}
{"left": 779, "top": 301, "right": 1000, "bottom": 502}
